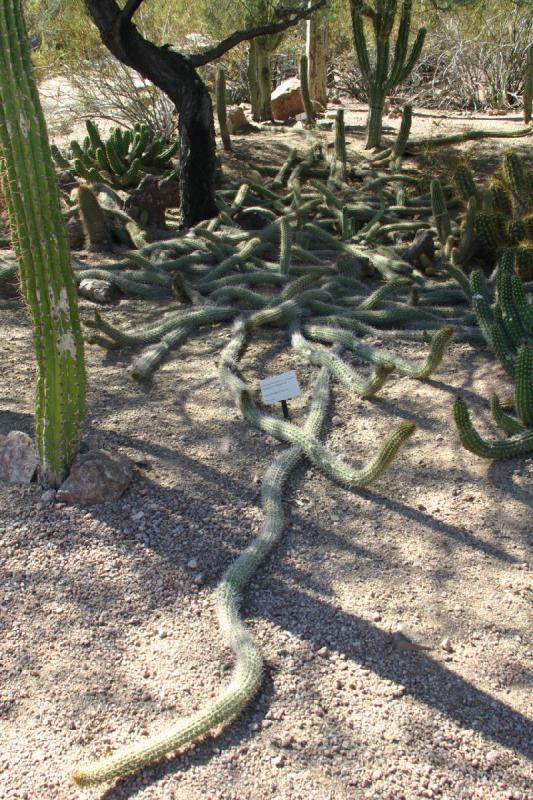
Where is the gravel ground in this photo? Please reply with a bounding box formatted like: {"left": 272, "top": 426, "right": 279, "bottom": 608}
{"left": 1, "top": 293, "right": 531, "bottom": 800}
{"left": 1, "top": 89, "right": 532, "bottom": 799}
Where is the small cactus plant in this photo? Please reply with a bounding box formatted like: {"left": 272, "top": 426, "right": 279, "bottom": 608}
{"left": 51, "top": 120, "right": 180, "bottom": 190}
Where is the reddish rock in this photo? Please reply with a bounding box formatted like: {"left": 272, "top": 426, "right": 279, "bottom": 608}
{"left": 226, "top": 106, "right": 249, "bottom": 134}
{"left": 56, "top": 449, "right": 133, "bottom": 505}
{"left": 271, "top": 77, "right": 304, "bottom": 121}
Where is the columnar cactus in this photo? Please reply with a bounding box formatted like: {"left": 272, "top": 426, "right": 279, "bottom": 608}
{"left": 216, "top": 68, "right": 232, "bottom": 152}
{"left": 0, "top": 0, "right": 86, "bottom": 487}
{"left": 349, "top": 0, "right": 426, "bottom": 148}
{"left": 524, "top": 42, "right": 532, "bottom": 126}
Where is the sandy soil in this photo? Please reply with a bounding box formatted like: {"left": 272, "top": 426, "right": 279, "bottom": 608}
{"left": 0, "top": 84, "right": 531, "bottom": 800}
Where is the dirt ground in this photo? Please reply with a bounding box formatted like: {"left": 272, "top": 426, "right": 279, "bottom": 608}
{"left": 0, "top": 83, "right": 532, "bottom": 800}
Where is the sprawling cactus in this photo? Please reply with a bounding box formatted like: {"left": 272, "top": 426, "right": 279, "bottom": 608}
{"left": 349, "top": 0, "right": 426, "bottom": 148}
{"left": 51, "top": 120, "right": 180, "bottom": 189}
{"left": 0, "top": 0, "right": 85, "bottom": 487}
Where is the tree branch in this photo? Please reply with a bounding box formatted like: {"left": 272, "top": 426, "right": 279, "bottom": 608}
{"left": 189, "top": 0, "right": 326, "bottom": 67}
{"left": 116, "top": 0, "right": 147, "bottom": 38}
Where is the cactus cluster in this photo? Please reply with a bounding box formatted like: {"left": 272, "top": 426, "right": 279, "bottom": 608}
{"left": 437, "top": 151, "right": 533, "bottom": 278}
{"left": 454, "top": 249, "right": 533, "bottom": 459}
{"left": 51, "top": 120, "right": 180, "bottom": 189}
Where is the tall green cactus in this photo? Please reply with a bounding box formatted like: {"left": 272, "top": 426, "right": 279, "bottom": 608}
{"left": 0, "top": 0, "right": 86, "bottom": 487}
{"left": 524, "top": 42, "right": 532, "bottom": 126}
{"left": 350, "top": 0, "right": 426, "bottom": 149}
{"left": 216, "top": 68, "right": 232, "bottom": 152}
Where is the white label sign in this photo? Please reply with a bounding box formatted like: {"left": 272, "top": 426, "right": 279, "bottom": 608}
{"left": 259, "top": 370, "right": 301, "bottom": 405}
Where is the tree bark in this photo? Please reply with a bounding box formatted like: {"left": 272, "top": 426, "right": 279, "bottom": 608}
{"left": 83, "top": 0, "right": 217, "bottom": 227}
{"left": 306, "top": 1, "right": 328, "bottom": 107}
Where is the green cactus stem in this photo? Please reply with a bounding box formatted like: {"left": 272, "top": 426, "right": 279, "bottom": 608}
{"left": 299, "top": 54, "right": 315, "bottom": 126}
{"left": 76, "top": 184, "right": 112, "bottom": 252}
{"left": 490, "top": 395, "right": 526, "bottom": 436}
{"left": 221, "top": 323, "right": 415, "bottom": 487}
{"left": 524, "top": 43, "right": 533, "bottom": 126}
{"left": 304, "top": 323, "right": 454, "bottom": 380}
{"left": 73, "top": 359, "right": 330, "bottom": 787}
{"left": 290, "top": 325, "right": 394, "bottom": 397}
{"left": 405, "top": 125, "right": 532, "bottom": 153}
{"left": 333, "top": 108, "right": 346, "bottom": 181}
{"left": 279, "top": 217, "right": 292, "bottom": 275}
{"left": 350, "top": 0, "right": 426, "bottom": 149}
{"left": 514, "top": 344, "right": 533, "bottom": 425}
{"left": 216, "top": 68, "right": 232, "bottom": 152}
{"left": 430, "top": 179, "right": 451, "bottom": 246}
{"left": 453, "top": 165, "right": 479, "bottom": 205}
{"left": 453, "top": 398, "right": 533, "bottom": 459}
{"left": 0, "top": 0, "right": 86, "bottom": 488}
{"left": 390, "top": 103, "right": 412, "bottom": 170}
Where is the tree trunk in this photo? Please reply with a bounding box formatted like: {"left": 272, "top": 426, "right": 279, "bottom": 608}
{"left": 178, "top": 76, "right": 218, "bottom": 226}
{"left": 83, "top": 0, "right": 217, "bottom": 228}
{"left": 306, "top": 1, "right": 328, "bottom": 107}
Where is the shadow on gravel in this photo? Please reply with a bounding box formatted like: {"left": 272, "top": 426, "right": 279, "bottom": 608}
{"left": 90, "top": 568, "right": 533, "bottom": 800}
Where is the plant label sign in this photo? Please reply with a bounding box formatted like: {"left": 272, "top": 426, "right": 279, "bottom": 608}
{"left": 259, "top": 371, "right": 301, "bottom": 405}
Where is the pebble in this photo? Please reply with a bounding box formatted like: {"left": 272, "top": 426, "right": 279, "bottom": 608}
{"left": 440, "top": 638, "right": 453, "bottom": 652}
{"left": 187, "top": 558, "right": 198, "bottom": 570}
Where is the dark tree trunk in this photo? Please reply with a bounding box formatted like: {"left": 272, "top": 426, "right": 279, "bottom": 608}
{"left": 83, "top": 0, "right": 217, "bottom": 227}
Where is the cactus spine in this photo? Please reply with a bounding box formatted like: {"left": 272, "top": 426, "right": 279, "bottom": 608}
{"left": 216, "top": 68, "right": 232, "bottom": 152}
{"left": 0, "top": 0, "right": 85, "bottom": 487}
{"left": 350, "top": 0, "right": 426, "bottom": 149}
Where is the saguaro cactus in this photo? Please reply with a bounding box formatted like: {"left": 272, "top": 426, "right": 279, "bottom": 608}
{"left": 0, "top": 0, "right": 86, "bottom": 487}
{"left": 350, "top": 0, "right": 426, "bottom": 149}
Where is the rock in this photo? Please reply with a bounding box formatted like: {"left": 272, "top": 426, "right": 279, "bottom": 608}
{"left": 440, "top": 637, "right": 453, "bottom": 652}
{"left": 40, "top": 489, "right": 56, "bottom": 505}
{"left": 78, "top": 278, "right": 116, "bottom": 304}
{"left": 66, "top": 216, "right": 85, "bottom": 250}
{"left": 56, "top": 449, "right": 133, "bottom": 505}
{"left": 0, "top": 431, "right": 39, "bottom": 484}
{"left": 187, "top": 558, "right": 198, "bottom": 570}
{"left": 226, "top": 106, "right": 249, "bottom": 135}
{"left": 271, "top": 77, "right": 304, "bottom": 121}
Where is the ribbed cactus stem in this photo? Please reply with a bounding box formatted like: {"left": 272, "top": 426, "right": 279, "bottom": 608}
{"left": 279, "top": 217, "right": 292, "bottom": 275}
{"left": 74, "top": 344, "right": 331, "bottom": 786}
{"left": 216, "top": 68, "right": 232, "bottom": 151}
{"left": 299, "top": 54, "right": 316, "bottom": 126}
{"left": 0, "top": 0, "right": 86, "bottom": 488}
{"left": 430, "top": 179, "right": 451, "bottom": 246}
{"left": 77, "top": 184, "right": 112, "bottom": 252}
{"left": 390, "top": 103, "right": 412, "bottom": 169}
{"left": 334, "top": 108, "right": 346, "bottom": 180}
{"left": 524, "top": 42, "right": 532, "bottom": 126}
